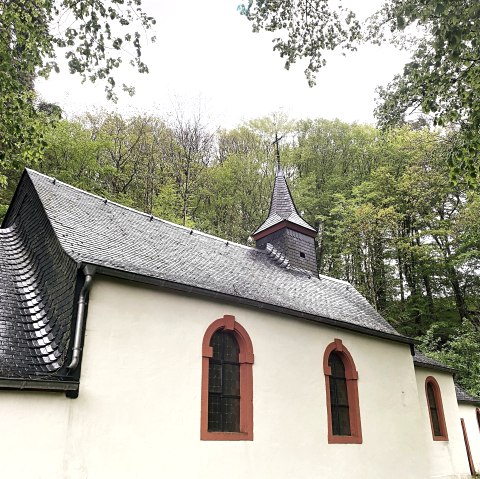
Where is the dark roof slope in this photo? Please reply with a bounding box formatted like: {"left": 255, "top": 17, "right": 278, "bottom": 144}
{"left": 412, "top": 348, "right": 455, "bottom": 373}
{"left": 17, "top": 169, "right": 402, "bottom": 340}
{"left": 455, "top": 383, "right": 480, "bottom": 405}
{"left": 253, "top": 169, "right": 316, "bottom": 236}
{"left": 0, "top": 176, "right": 77, "bottom": 380}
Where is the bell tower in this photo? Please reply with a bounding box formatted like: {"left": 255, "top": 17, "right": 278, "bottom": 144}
{"left": 252, "top": 136, "right": 318, "bottom": 274}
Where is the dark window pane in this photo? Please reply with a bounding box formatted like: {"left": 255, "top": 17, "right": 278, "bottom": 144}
{"left": 223, "top": 363, "right": 240, "bottom": 396}
{"left": 333, "top": 377, "right": 349, "bottom": 406}
{"left": 427, "top": 383, "right": 436, "bottom": 407}
{"left": 223, "top": 333, "right": 239, "bottom": 362}
{"left": 223, "top": 397, "right": 240, "bottom": 432}
{"left": 329, "top": 353, "right": 345, "bottom": 378}
{"left": 329, "top": 352, "right": 351, "bottom": 436}
{"left": 427, "top": 383, "right": 442, "bottom": 436}
{"left": 209, "top": 363, "right": 222, "bottom": 394}
{"left": 210, "top": 331, "right": 222, "bottom": 359}
{"left": 208, "top": 394, "right": 222, "bottom": 431}
{"left": 332, "top": 406, "right": 351, "bottom": 436}
{"left": 430, "top": 407, "right": 441, "bottom": 436}
{"left": 208, "top": 330, "right": 241, "bottom": 432}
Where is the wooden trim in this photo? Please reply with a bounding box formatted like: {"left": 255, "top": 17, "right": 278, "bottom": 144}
{"left": 461, "top": 418, "right": 476, "bottom": 476}
{"left": 201, "top": 315, "right": 254, "bottom": 441}
{"left": 323, "top": 339, "right": 362, "bottom": 444}
{"left": 425, "top": 376, "right": 448, "bottom": 441}
{"left": 253, "top": 220, "right": 317, "bottom": 241}
{"left": 476, "top": 408, "right": 480, "bottom": 433}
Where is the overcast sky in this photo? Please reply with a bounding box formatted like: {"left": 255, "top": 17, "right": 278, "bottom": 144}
{"left": 36, "top": 0, "right": 410, "bottom": 128}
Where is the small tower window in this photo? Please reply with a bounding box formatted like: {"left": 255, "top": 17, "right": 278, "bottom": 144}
{"left": 300, "top": 252, "right": 306, "bottom": 258}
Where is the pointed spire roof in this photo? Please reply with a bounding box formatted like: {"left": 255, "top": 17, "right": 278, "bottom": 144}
{"left": 253, "top": 167, "right": 317, "bottom": 237}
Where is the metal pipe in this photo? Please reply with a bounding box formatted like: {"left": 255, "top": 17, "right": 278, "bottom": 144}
{"left": 67, "top": 265, "right": 96, "bottom": 370}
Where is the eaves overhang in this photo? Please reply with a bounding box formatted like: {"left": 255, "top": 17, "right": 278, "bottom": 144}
{"left": 252, "top": 219, "right": 318, "bottom": 241}
{"left": 413, "top": 360, "right": 456, "bottom": 374}
{"left": 457, "top": 397, "right": 480, "bottom": 406}
{"left": 0, "top": 377, "right": 79, "bottom": 393}
{"left": 88, "top": 262, "right": 414, "bottom": 347}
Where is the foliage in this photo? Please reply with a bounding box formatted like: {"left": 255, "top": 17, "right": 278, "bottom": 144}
{"left": 419, "top": 320, "right": 480, "bottom": 397}
{"left": 1, "top": 113, "right": 479, "bottom": 354}
{"left": 239, "top": 0, "right": 360, "bottom": 87}
{"left": 240, "top": 0, "right": 480, "bottom": 187}
{"left": 372, "top": 0, "right": 480, "bottom": 187}
{"left": 0, "top": 0, "right": 155, "bottom": 183}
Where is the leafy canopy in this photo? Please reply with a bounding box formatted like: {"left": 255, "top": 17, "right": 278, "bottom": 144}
{"left": 240, "top": 0, "right": 480, "bottom": 187}
{"left": 238, "top": 0, "right": 360, "bottom": 87}
{"left": 0, "top": 0, "right": 155, "bottom": 180}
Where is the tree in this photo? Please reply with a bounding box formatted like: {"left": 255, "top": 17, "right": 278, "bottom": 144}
{"left": 239, "top": 0, "right": 360, "bottom": 87}
{"left": 372, "top": 0, "right": 480, "bottom": 187}
{"left": 0, "top": 0, "right": 155, "bottom": 182}
{"left": 240, "top": 0, "right": 480, "bottom": 186}
{"left": 420, "top": 320, "right": 480, "bottom": 397}
{"left": 197, "top": 124, "right": 274, "bottom": 243}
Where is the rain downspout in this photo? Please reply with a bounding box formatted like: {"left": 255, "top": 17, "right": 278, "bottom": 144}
{"left": 67, "top": 265, "right": 96, "bottom": 370}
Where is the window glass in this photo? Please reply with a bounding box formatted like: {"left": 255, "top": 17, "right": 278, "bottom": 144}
{"left": 329, "top": 352, "right": 351, "bottom": 436}
{"left": 208, "top": 330, "right": 240, "bottom": 432}
{"left": 427, "top": 383, "right": 441, "bottom": 437}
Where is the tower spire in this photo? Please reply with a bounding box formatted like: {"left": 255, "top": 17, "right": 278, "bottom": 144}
{"left": 272, "top": 132, "right": 284, "bottom": 175}
{"left": 252, "top": 137, "right": 318, "bottom": 274}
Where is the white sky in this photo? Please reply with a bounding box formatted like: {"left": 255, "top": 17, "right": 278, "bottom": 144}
{"left": 36, "top": 0, "right": 410, "bottom": 128}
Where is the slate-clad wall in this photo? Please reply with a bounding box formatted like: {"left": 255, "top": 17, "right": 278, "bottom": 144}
{"left": 0, "top": 175, "right": 77, "bottom": 377}
{"left": 257, "top": 228, "right": 317, "bottom": 274}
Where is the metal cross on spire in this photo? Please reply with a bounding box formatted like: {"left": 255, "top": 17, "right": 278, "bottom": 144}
{"left": 272, "top": 132, "right": 284, "bottom": 175}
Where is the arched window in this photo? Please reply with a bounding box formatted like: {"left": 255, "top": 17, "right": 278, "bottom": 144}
{"left": 425, "top": 377, "right": 448, "bottom": 441}
{"left": 201, "top": 315, "right": 254, "bottom": 440}
{"left": 323, "top": 339, "right": 362, "bottom": 444}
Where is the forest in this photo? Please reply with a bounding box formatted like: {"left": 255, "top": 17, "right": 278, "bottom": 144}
{"left": 1, "top": 110, "right": 479, "bottom": 396}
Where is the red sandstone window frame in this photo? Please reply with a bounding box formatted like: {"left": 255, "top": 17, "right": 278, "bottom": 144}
{"left": 425, "top": 376, "right": 448, "bottom": 441}
{"left": 201, "top": 314, "right": 254, "bottom": 441}
{"left": 323, "top": 339, "right": 362, "bottom": 444}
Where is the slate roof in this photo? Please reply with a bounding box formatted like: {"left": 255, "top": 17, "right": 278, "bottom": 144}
{"left": 253, "top": 168, "right": 317, "bottom": 236}
{"left": 0, "top": 181, "right": 77, "bottom": 380}
{"left": 412, "top": 348, "right": 455, "bottom": 373}
{"left": 0, "top": 169, "right": 411, "bottom": 382}
{"left": 455, "top": 383, "right": 480, "bottom": 405}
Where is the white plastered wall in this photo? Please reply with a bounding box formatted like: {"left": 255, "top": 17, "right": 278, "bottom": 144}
{"left": 0, "top": 275, "right": 466, "bottom": 479}
{"left": 414, "top": 368, "right": 472, "bottom": 479}
{"left": 458, "top": 403, "right": 480, "bottom": 474}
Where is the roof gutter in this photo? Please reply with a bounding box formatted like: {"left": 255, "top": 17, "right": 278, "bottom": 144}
{"left": 0, "top": 377, "right": 78, "bottom": 392}
{"left": 88, "top": 263, "right": 415, "bottom": 347}
{"left": 413, "top": 360, "right": 456, "bottom": 374}
{"left": 67, "top": 265, "right": 96, "bottom": 370}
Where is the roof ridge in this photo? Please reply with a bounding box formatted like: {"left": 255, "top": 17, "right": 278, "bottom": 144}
{"left": 26, "top": 169, "right": 254, "bottom": 252}
{"left": 317, "top": 274, "right": 350, "bottom": 286}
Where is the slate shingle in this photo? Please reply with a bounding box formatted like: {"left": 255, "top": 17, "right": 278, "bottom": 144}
{"left": 0, "top": 178, "right": 77, "bottom": 379}
{"left": 455, "top": 383, "right": 480, "bottom": 405}
{"left": 253, "top": 168, "right": 316, "bottom": 235}
{"left": 0, "top": 169, "right": 411, "bottom": 380}
{"left": 27, "top": 169, "right": 399, "bottom": 337}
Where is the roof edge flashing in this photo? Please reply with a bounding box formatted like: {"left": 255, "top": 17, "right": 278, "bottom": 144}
{"left": 0, "top": 377, "right": 79, "bottom": 393}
